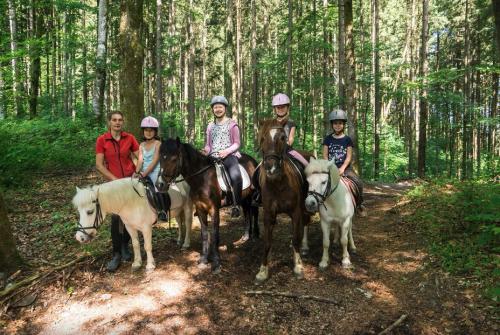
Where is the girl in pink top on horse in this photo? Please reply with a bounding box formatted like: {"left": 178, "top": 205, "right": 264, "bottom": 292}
{"left": 272, "top": 93, "right": 309, "bottom": 167}
{"left": 201, "top": 95, "right": 243, "bottom": 218}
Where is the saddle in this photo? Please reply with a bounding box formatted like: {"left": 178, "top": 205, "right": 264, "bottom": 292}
{"left": 341, "top": 175, "right": 361, "bottom": 208}
{"left": 285, "top": 153, "right": 309, "bottom": 195}
{"left": 214, "top": 163, "right": 251, "bottom": 193}
{"left": 138, "top": 177, "right": 171, "bottom": 213}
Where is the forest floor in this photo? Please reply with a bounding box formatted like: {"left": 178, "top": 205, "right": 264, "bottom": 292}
{"left": 1, "top": 171, "right": 497, "bottom": 334}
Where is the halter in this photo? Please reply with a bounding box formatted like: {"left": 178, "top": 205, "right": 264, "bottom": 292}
{"left": 307, "top": 170, "right": 339, "bottom": 210}
{"left": 76, "top": 193, "right": 104, "bottom": 238}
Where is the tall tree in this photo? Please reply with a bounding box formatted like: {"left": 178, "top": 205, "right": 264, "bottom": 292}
{"left": 344, "top": 0, "right": 360, "bottom": 174}
{"left": 338, "top": 0, "right": 346, "bottom": 109}
{"left": 93, "top": 0, "right": 108, "bottom": 122}
{"left": 8, "top": 0, "right": 23, "bottom": 117}
{"left": 372, "top": 0, "right": 381, "bottom": 179}
{"left": 186, "top": 0, "right": 195, "bottom": 142}
{"left": 155, "top": 0, "right": 163, "bottom": 117}
{"left": 118, "top": 0, "right": 144, "bottom": 137}
{"left": 417, "top": 0, "right": 429, "bottom": 177}
{"left": 287, "top": 0, "right": 293, "bottom": 96}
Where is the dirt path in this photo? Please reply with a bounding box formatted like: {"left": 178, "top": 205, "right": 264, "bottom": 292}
{"left": 2, "top": 180, "right": 496, "bottom": 334}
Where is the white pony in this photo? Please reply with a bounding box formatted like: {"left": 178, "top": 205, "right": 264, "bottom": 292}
{"left": 303, "top": 158, "right": 356, "bottom": 269}
{"left": 72, "top": 177, "right": 193, "bottom": 271}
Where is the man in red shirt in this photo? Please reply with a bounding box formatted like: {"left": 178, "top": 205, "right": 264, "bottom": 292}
{"left": 96, "top": 111, "right": 140, "bottom": 271}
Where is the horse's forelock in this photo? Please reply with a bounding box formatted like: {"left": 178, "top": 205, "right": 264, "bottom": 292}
{"left": 305, "top": 159, "right": 330, "bottom": 176}
{"left": 72, "top": 187, "right": 95, "bottom": 208}
{"left": 162, "top": 138, "right": 180, "bottom": 154}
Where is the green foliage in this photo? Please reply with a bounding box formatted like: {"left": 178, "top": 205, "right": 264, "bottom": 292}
{"left": 0, "top": 117, "right": 102, "bottom": 186}
{"left": 402, "top": 181, "right": 500, "bottom": 300}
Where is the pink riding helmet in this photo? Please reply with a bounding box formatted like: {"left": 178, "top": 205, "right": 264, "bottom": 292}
{"left": 140, "top": 116, "right": 159, "bottom": 128}
{"left": 271, "top": 93, "right": 290, "bottom": 106}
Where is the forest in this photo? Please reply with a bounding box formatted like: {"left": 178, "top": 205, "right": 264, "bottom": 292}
{"left": 0, "top": 0, "right": 499, "bottom": 333}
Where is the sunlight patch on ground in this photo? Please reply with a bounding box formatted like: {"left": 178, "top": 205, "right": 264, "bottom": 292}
{"left": 363, "top": 281, "right": 397, "bottom": 306}
{"left": 37, "top": 266, "right": 210, "bottom": 334}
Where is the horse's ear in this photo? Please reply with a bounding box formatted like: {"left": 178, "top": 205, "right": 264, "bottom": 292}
{"left": 76, "top": 186, "right": 81, "bottom": 192}
{"left": 310, "top": 157, "right": 316, "bottom": 162}
{"left": 327, "top": 160, "right": 335, "bottom": 168}
{"left": 176, "top": 136, "right": 181, "bottom": 146}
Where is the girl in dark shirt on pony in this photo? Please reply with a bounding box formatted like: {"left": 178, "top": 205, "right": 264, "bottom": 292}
{"left": 323, "top": 109, "right": 366, "bottom": 216}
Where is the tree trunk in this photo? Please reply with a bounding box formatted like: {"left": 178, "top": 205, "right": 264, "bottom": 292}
{"left": 82, "top": 10, "right": 89, "bottom": 115}
{"left": 186, "top": 0, "right": 195, "bottom": 142}
{"left": 0, "top": 192, "right": 22, "bottom": 273}
{"left": 372, "top": 0, "right": 381, "bottom": 179}
{"left": 155, "top": 0, "right": 163, "bottom": 117}
{"left": 287, "top": 0, "right": 293, "bottom": 96}
{"left": 8, "top": 0, "right": 24, "bottom": 117}
{"left": 417, "top": 0, "right": 429, "bottom": 178}
{"left": 118, "top": 0, "right": 144, "bottom": 138}
{"left": 343, "top": 0, "right": 360, "bottom": 175}
{"left": 93, "top": 0, "right": 108, "bottom": 123}
{"left": 251, "top": 0, "right": 259, "bottom": 147}
{"left": 337, "top": 0, "right": 346, "bottom": 109}
{"left": 461, "top": 0, "right": 471, "bottom": 179}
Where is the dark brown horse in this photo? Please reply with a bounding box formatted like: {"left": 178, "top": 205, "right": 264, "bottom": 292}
{"left": 157, "top": 137, "right": 259, "bottom": 273}
{"left": 255, "top": 119, "right": 312, "bottom": 283}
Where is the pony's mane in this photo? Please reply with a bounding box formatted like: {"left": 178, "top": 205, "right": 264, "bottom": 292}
{"left": 72, "top": 178, "right": 145, "bottom": 211}
{"left": 162, "top": 138, "right": 211, "bottom": 165}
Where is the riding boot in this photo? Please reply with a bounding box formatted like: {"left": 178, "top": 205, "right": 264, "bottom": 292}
{"left": 121, "top": 241, "right": 132, "bottom": 261}
{"left": 106, "top": 252, "right": 122, "bottom": 272}
{"left": 156, "top": 192, "right": 170, "bottom": 222}
{"left": 108, "top": 215, "right": 123, "bottom": 272}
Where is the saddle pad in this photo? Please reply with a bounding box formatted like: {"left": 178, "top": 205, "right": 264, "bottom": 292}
{"left": 340, "top": 176, "right": 357, "bottom": 208}
{"left": 215, "top": 164, "right": 250, "bottom": 192}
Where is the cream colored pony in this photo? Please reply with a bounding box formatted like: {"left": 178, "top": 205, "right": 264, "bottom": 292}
{"left": 303, "top": 158, "right": 356, "bottom": 269}
{"left": 72, "top": 177, "right": 193, "bottom": 271}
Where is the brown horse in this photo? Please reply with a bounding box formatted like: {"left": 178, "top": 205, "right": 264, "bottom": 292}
{"left": 157, "top": 137, "right": 259, "bottom": 273}
{"left": 255, "top": 119, "right": 312, "bottom": 283}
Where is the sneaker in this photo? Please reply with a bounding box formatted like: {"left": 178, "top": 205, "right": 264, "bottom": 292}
{"left": 230, "top": 206, "right": 242, "bottom": 218}
{"left": 251, "top": 192, "right": 261, "bottom": 207}
{"left": 106, "top": 252, "right": 122, "bottom": 272}
{"left": 121, "top": 243, "right": 132, "bottom": 262}
{"left": 357, "top": 204, "right": 368, "bottom": 217}
{"left": 158, "top": 211, "right": 168, "bottom": 222}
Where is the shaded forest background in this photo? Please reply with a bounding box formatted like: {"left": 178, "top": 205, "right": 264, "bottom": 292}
{"left": 0, "top": 0, "right": 498, "bottom": 184}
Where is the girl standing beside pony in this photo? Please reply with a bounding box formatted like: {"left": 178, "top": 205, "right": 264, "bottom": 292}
{"left": 322, "top": 109, "right": 366, "bottom": 216}
{"left": 134, "top": 116, "right": 170, "bottom": 222}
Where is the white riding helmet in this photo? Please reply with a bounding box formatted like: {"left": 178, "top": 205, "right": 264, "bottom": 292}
{"left": 328, "top": 109, "right": 348, "bottom": 122}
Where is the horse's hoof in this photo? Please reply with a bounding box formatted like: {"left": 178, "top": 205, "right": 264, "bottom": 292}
{"left": 197, "top": 262, "right": 210, "bottom": 270}
{"left": 341, "top": 260, "right": 352, "bottom": 269}
{"left": 131, "top": 263, "right": 142, "bottom": 272}
{"left": 212, "top": 266, "right": 221, "bottom": 274}
{"left": 300, "top": 248, "right": 309, "bottom": 256}
{"left": 294, "top": 271, "right": 304, "bottom": 280}
{"left": 146, "top": 264, "right": 156, "bottom": 272}
{"left": 233, "top": 235, "right": 249, "bottom": 247}
{"left": 319, "top": 262, "right": 329, "bottom": 270}
{"left": 181, "top": 244, "right": 190, "bottom": 250}
{"left": 350, "top": 248, "right": 357, "bottom": 255}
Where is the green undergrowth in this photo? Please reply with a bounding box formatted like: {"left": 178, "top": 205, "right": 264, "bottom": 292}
{"left": 399, "top": 181, "right": 500, "bottom": 301}
{"left": 0, "top": 117, "right": 102, "bottom": 187}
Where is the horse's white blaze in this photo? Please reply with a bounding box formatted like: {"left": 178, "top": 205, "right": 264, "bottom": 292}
{"left": 269, "top": 128, "right": 278, "bottom": 141}
{"left": 304, "top": 158, "right": 356, "bottom": 269}
{"left": 72, "top": 178, "right": 193, "bottom": 271}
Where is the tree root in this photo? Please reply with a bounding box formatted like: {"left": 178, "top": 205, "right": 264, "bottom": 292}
{"left": 244, "top": 290, "right": 340, "bottom": 304}
{"left": 0, "top": 255, "right": 88, "bottom": 301}
{"left": 378, "top": 314, "right": 407, "bottom": 335}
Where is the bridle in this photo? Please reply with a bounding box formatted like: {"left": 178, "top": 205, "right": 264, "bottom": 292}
{"left": 160, "top": 149, "right": 213, "bottom": 185}
{"left": 76, "top": 192, "right": 104, "bottom": 238}
{"left": 307, "top": 170, "right": 339, "bottom": 209}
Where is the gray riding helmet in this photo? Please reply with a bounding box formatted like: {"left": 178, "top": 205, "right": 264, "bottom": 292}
{"left": 210, "top": 95, "right": 229, "bottom": 108}
{"left": 328, "top": 109, "right": 348, "bottom": 122}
